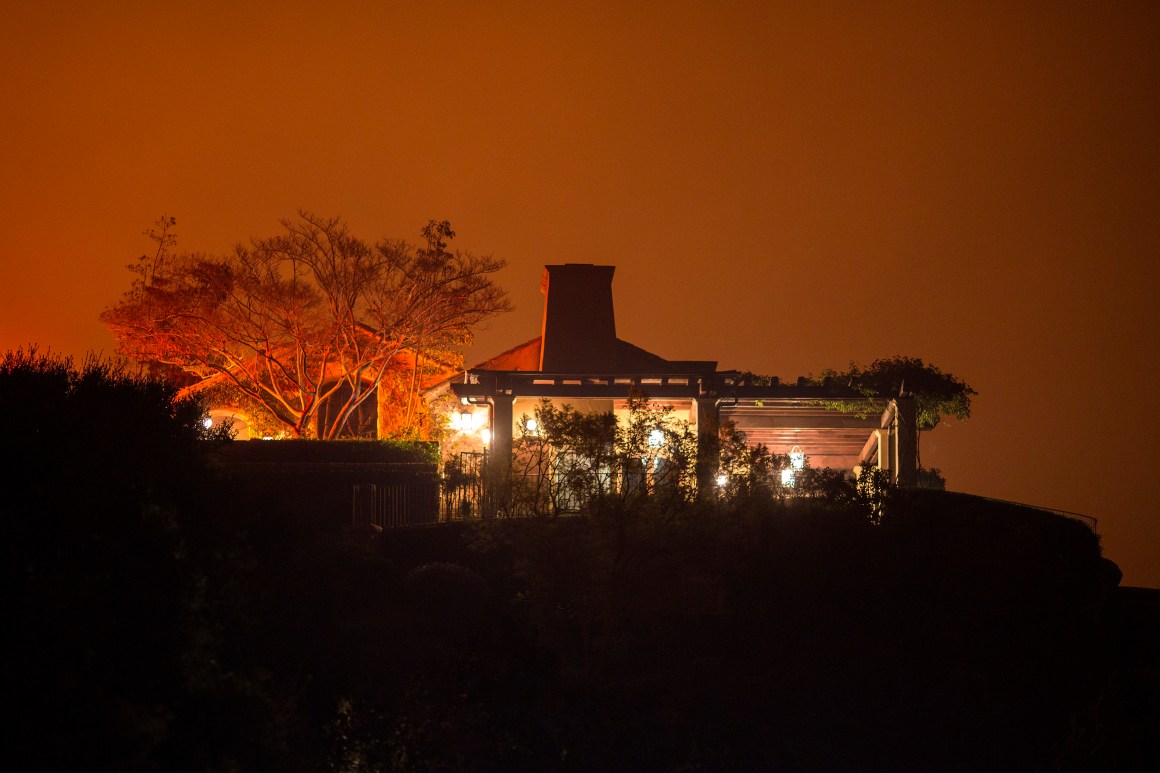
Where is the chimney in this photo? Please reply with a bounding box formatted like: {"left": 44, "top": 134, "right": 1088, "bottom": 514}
{"left": 539, "top": 264, "right": 618, "bottom": 372}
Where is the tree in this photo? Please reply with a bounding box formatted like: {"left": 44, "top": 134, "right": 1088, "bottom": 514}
{"left": 505, "top": 394, "right": 698, "bottom": 517}
{"left": 820, "top": 356, "right": 975, "bottom": 429}
{"left": 102, "top": 213, "right": 510, "bottom": 439}
{"left": 819, "top": 355, "right": 977, "bottom": 467}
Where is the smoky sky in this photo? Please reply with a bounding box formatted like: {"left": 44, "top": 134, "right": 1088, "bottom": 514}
{"left": 2, "top": 1, "right": 1157, "bottom": 586}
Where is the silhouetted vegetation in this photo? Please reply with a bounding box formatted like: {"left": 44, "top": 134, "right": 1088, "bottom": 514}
{"left": 3, "top": 348, "right": 1154, "bottom": 770}
{"left": 2, "top": 349, "right": 226, "bottom": 768}
{"left": 818, "top": 355, "right": 976, "bottom": 430}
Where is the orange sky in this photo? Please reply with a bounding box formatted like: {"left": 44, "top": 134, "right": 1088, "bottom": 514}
{"left": 2, "top": 1, "right": 1158, "bottom": 587}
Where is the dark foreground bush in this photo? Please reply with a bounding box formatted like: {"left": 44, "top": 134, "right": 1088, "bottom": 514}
{"left": 321, "top": 494, "right": 1134, "bottom": 772}
{"left": 1, "top": 350, "right": 223, "bottom": 769}
{"left": 3, "top": 351, "right": 1149, "bottom": 770}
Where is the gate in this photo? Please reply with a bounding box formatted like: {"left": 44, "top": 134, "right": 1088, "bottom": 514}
{"left": 442, "top": 450, "right": 488, "bottom": 520}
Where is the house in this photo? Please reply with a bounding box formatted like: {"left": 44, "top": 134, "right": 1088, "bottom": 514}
{"left": 433, "top": 263, "right": 916, "bottom": 488}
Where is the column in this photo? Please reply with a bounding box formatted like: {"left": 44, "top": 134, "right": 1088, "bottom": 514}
{"left": 875, "top": 428, "right": 892, "bottom": 472}
{"left": 893, "top": 395, "right": 918, "bottom": 486}
{"left": 490, "top": 393, "right": 515, "bottom": 466}
{"left": 693, "top": 396, "right": 720, "bottom": 497}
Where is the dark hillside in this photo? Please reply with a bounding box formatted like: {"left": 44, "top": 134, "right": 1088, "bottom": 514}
{"left": 2, "top": 350, "right": 1150, "bottom": 772}
{"left": 357, "top": 491, "right": 1134, "bottom": 771}
{"left": 1062, "top": 585, "right": 1160, "bottom": 769}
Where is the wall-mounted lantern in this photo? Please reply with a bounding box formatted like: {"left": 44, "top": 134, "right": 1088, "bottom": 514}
{"left": 782, "top": 445, "right": 806, "bottom": 487}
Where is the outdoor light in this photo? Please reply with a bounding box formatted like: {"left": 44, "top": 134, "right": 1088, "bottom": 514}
{"left": 450, "top": 409, "right": 489, "bottom": 434}
{"left": 202, "top": 417, "right": 213, "bottom": 429}
{"left": 781, "top": 468, "right": 796, "bottom": 487}
{"left": 716, "top": 473, "right": 728, "bottom": 487}
{"left": 648, "top": 428, "right": 665, "bottom": 447}
{"left": 790, "top": 445, "right": 806, "bottom": 471}
{"left": 525, "top": 418, "right": 538, "bottom": 432}
{"left": 480, "top": 427, "right": 491, "bottom": 445}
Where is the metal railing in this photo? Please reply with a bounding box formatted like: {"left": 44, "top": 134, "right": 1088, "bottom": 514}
{"left": 351, "top": 451, "right": 492, "bottom": 527}
{"left": 951, "top": 492, "right": 1098, "bottom": 532}
{"left": 352, "top": 481, "right": 440, "bottom": 529}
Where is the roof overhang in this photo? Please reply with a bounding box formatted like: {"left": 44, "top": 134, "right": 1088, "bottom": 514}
{"left": 450, "top": 369, "right": 884, "bottom": 403}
